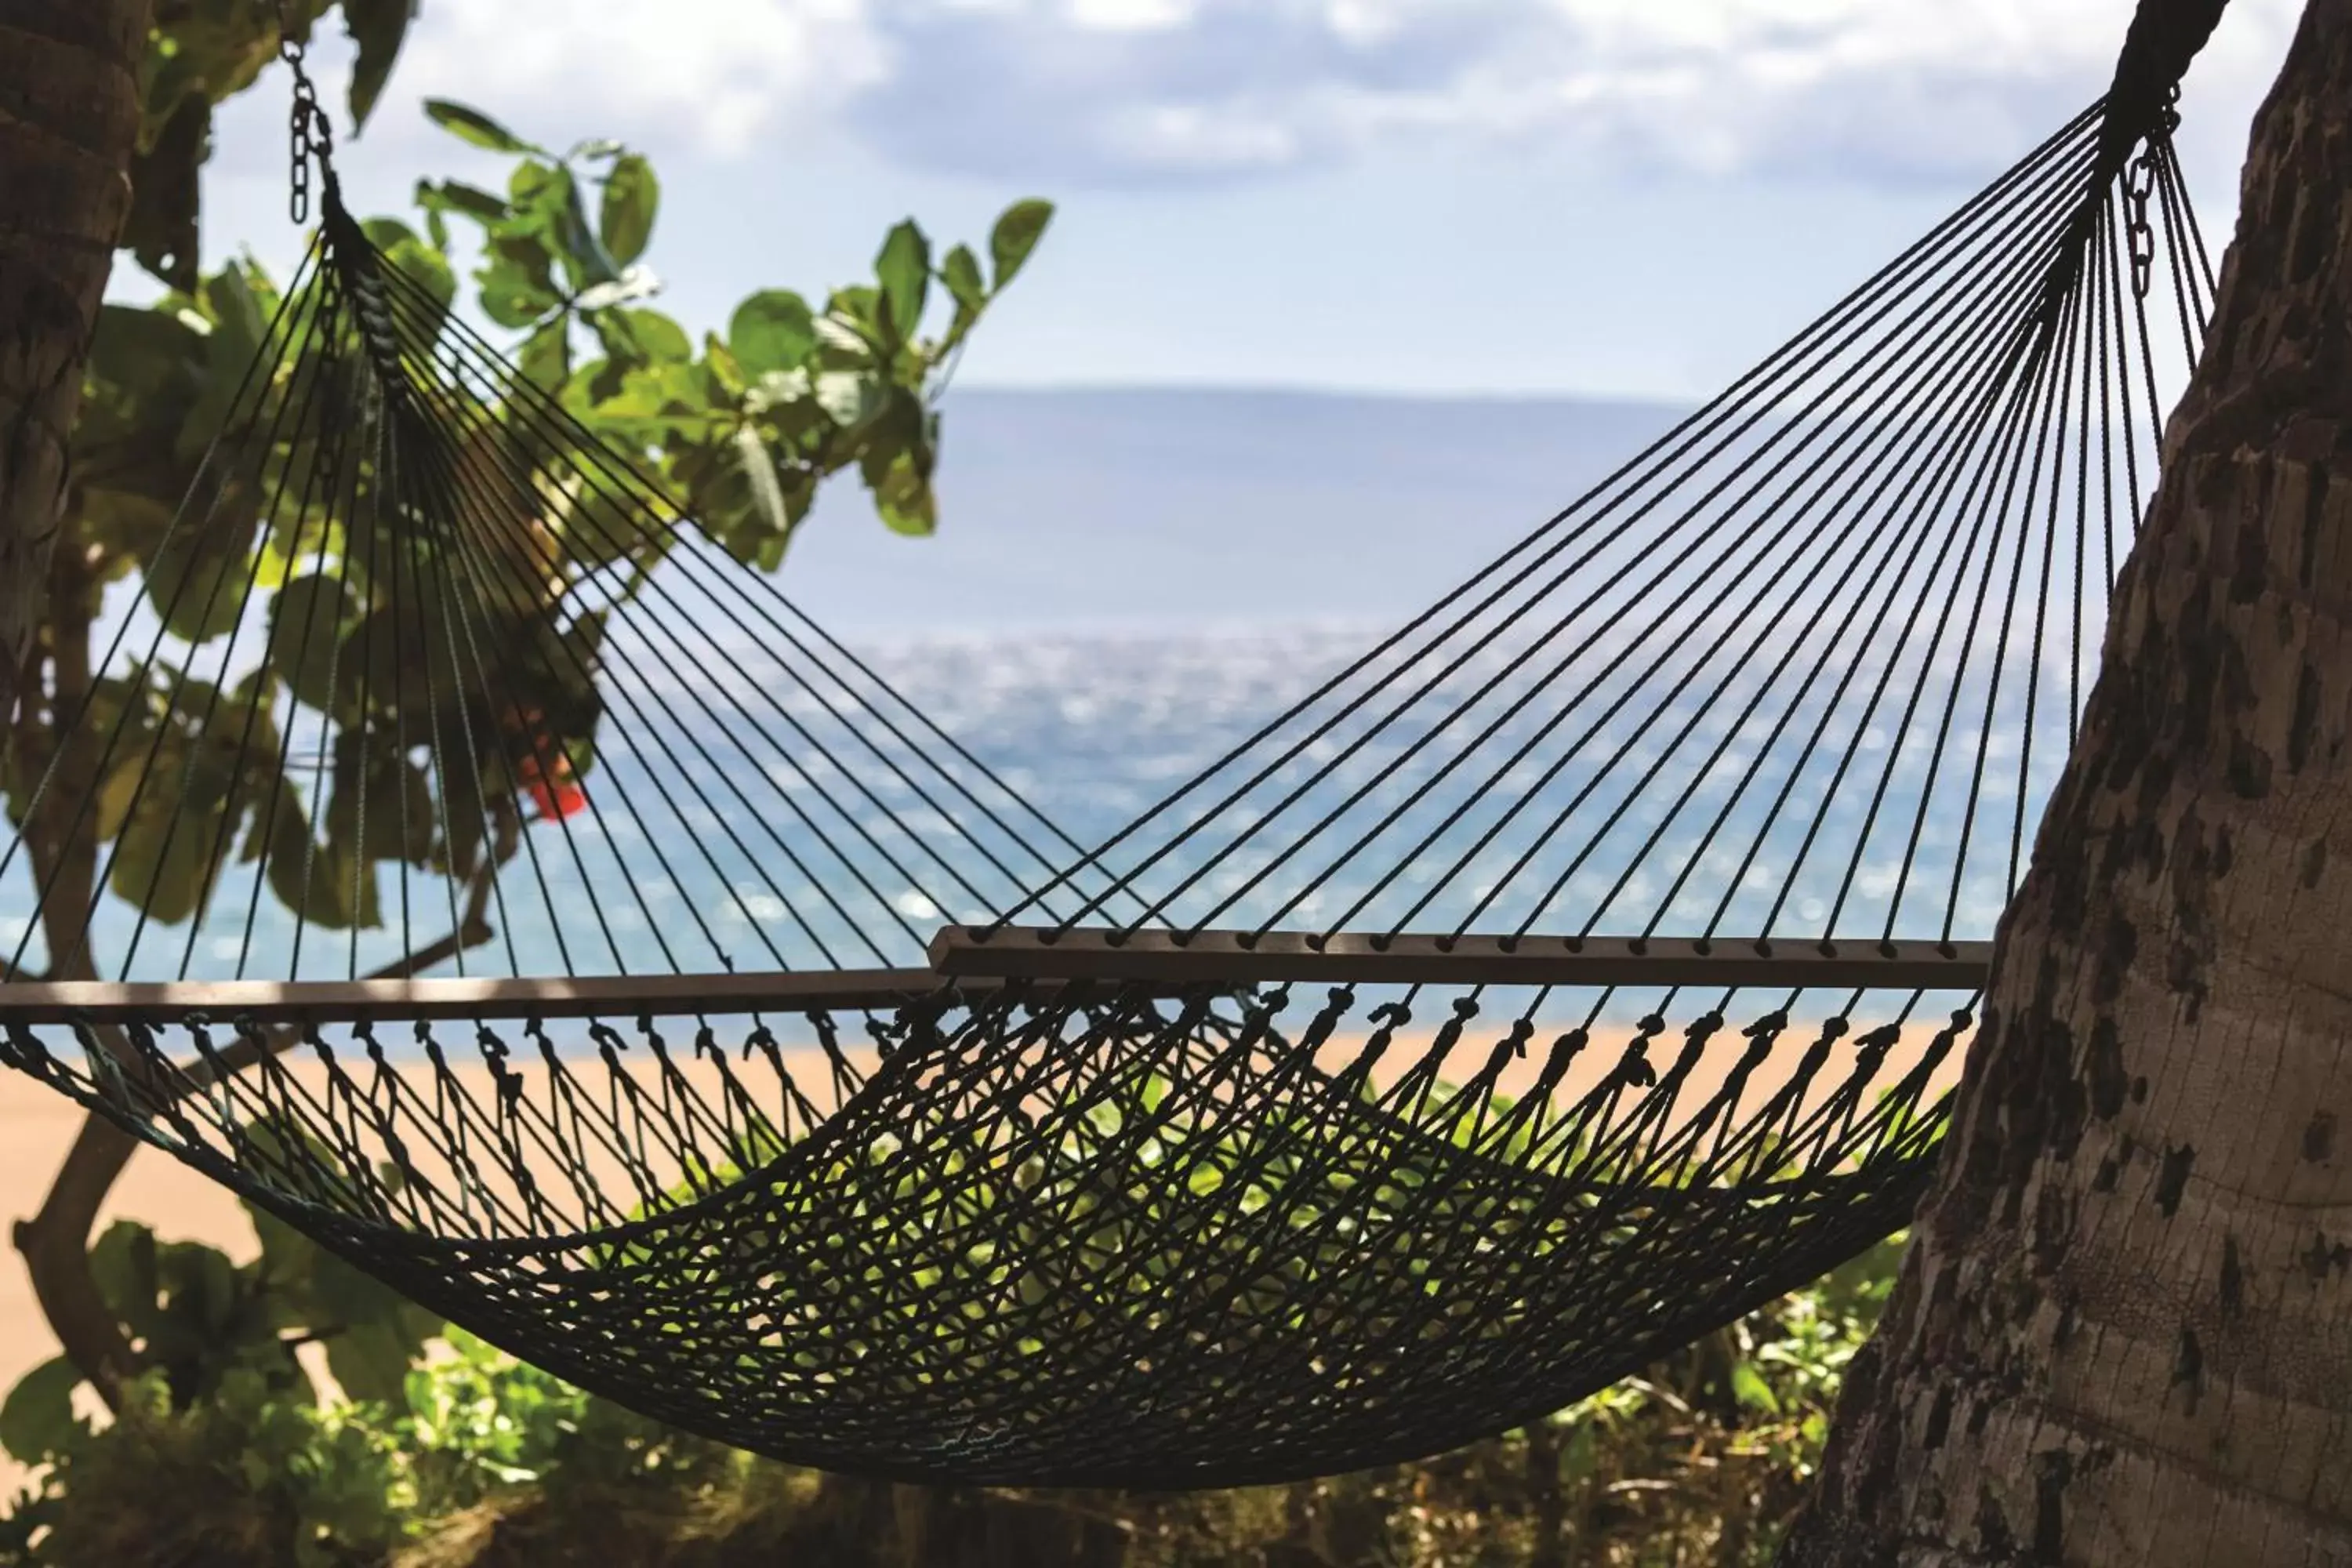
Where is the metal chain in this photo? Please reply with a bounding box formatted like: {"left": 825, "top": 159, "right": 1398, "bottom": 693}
{"left": 2124, "top": 85, "right": 2183, "bottom": 303}
{"left": 2124, "top": 149, "right": 2158, "bottom": 299}
{"left": 278, "top": 2, "right": 334, "bottom": 224}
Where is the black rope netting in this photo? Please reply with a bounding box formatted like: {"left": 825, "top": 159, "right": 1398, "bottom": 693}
{"left": 0, "top": 2, "right": 2225, "bottom": 1488}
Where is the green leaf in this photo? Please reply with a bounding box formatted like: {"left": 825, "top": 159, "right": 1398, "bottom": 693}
{"left": 173, "top": 266, "right": 271, "bottom": 466}
{"left": 0, "top": 1357, "right": 85, "bottom": 1467}
{"left": 87, "top": 302, "right": 207, "bottom": 398}
{"left": 310, "top": 1243, "right": 430, "bottom": 1335}
{"left": 510, "top": 162, "right": 623, "bottom": 296}
{"left": 729, "top": 291, "right": 818, "bottom": 376}
{"left": 327, "top": 1319, "right": 423, "bottom": 1406}
{"left": 93, "top": 753, "right": 148, "bottom": 842}
{"left": 143, "top": 510, "right": 258, "bottom": 644}
{"left": 940, "top": 244, "right": 985, "bottom": 312}
{"left": 343, "top": 0, "right": 416, "bottom": 129}
{"left": 1729, "top": 1358, "right": 1781, "bottom": 1415}
{"left": 416, "top": 178, "right": 508, "bottom": 227}
{"left": 865, "top": 448, "right": 938, "bottom": 538}
{"left": 205, "top": 265, "right": 267, "bottom": 360}
{"left": 702, "top": 333, "right": 747, "bottom": 398}
{"left": 267, "top": 575, "right": 354, "bottom": 715}
{"left": 599, "top": 154, "right": 659, "bottom": 265}
{"left": 358, "top": 215, "right": 419, "bottom": 253}
{"left": 734, "top": 426, "right": 795, "bottom": 545}
{"left": 815, "top": 371, "right": 885, "bottom": 435}
{"left": 264, "top": 790, "right": 379, "bottom": 931}
{"left": 154, "top": 1238, "right": 241, "bottom": 1339}
{"left": 477, "top": 252, "right": 564, "bottom": 329}
{"left": 988, "top": 198, "right": 1055, "bottom": 290}
{"left": 818, "top": 287, "right": 887, "bottom": 362}
{"left": 365, "top": 218, "right": 458, "bottom": 316}
{"left": 326, "top": 746, "right": 436, "bottom": 866}
{"left": 89, "top": 1221, "right": 161, "bottom": 1323}
{"left": 248, "top": 1198, "right": 318, "bottom": 1283}
{"left": 874, "top": 220, "right": 931, "bottom": 341}
{"left": 519, "top": 320, "right": 571, "bottom": 390}
{"left": 111, "top": 784, "right": 221, "bottom": 927}
{"left": 937, "top": 243, "right": 988, "bottom": 354}
{"left": 592, "top": 308, "right": 691, "bottom": 368}
{"left": 423, "top": 98, "right": 540, "bottom": 154}
{"left": 813, "top": 312, "right": 876, "bottom": 364}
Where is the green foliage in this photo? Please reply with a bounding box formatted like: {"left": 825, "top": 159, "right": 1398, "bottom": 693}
{"left": 728, "top": 292, "right": 817, "bottom": 376}
{"left": 132, "top": 2, "right": 417, "bottom": 291}
{"left": 0, "top": 1077, "right": 1900, "bottom": 1565}
{"left": 396, "top": 1330, "right": 587, "bottom": 1509}
{"left": 599, "top": 155, "right": 659, "bottom": 267}
{"left": 0, "top": 1362, "right": 82, "bottom": 1476}
{"left": 13, "top": 98, "right": 1053, "bottom": 949}
{"left": 989, "top": 199, "right": 1055, "bottom": 292}
{"left": 0, "top": 1232, "right": 1902, "bottom": 1566}
{"left": 0, "top": 1200, "right": 434, "bottom": 1482}
{"left": 3, "top": 1366, "right": 413, "bottom": 1568}
{"left": 401, "top": 106, "right": 1057, "bottom": 557}
{"left": 420, "top": 100, "right": 543, "bottom": 156}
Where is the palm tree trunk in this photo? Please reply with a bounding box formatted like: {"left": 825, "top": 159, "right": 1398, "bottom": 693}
{"left": 0, "top": 0, "right": 149, "bottom": 730}
{"left": 1780, "top": 1, "right": 2352, "bottom": 1561}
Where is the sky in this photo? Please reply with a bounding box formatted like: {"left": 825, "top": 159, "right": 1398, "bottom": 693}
{"left": 159, "top": 0, "right": 2308, "bottom": 401}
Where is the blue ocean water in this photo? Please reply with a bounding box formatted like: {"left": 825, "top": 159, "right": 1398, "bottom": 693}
{"left": 4, "top": 623, "right": 1419, "bottom": 979}
{"left": 3, "top": 390, "right": 2116, "bottom": 993}
{"left": 12, "top": 614, "right": 2074, "bottom": 989}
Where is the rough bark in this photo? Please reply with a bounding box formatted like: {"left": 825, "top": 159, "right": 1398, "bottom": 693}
{"left": 11, "top": 540, "right": 143, "bottom": 1395}
{"left": 0, "top": 0, "right": 157, "bottom": 1399}
{"left": 0, "top": 0, "right": 148, "bottom": 732}
{"left": 1781, "top": 2, "right": 2352, "bottom": 1563}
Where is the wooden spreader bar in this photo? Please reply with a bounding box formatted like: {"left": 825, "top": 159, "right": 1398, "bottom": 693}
{"left": 0, "top": 931, "right": 1993, "bottom": 1027}
{"left": 929, "top": 927, "right": 1994, "bottom": 993}
{"left": 0, "top": 967, "right": 965, "bottom": 1025}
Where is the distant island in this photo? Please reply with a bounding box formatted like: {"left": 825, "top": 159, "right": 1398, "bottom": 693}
{"left": 783, "top": 387, "right": 1688, "bottom": 636}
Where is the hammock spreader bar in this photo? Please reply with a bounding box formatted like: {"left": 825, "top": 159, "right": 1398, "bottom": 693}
{"left": 0, "top": 970, "right": 991, "bottom": 1025}
{"left": 0, "top": 0, "right": 2225, "bottom": 1490}
{"left": 930, "top": 926, "right": 1994, "bottom": 993}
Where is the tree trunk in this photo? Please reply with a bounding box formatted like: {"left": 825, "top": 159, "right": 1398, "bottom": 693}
{"left": 0, "top": 0, "right": 148, "bottom": 731}
{"left": 0, "top": 0, "right": 158, "bottom": 1396}
{"left": 1780, "top": 2, "right": 2352, "bottom": 1563}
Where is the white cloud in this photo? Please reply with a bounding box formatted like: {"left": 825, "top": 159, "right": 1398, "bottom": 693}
{"left": 390, "top": 0, "right": 888, "bottom": 157}
{"left": 1065, "top": 0, "right": 1199, "bottom": 32}
{"left": 373, "top": 0, "right": 2303, "bottom": 184}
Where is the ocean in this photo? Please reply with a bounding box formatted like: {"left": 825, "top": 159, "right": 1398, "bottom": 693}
{"left": 5, "top": 388, "right": 2107, "bottom": 996}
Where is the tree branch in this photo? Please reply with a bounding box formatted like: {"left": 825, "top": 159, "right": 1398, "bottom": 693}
{"left": 179, "top": 884, "right": 495, "bottom": 1091}
{"left": 11, "top": 515, "right": 139, "bottom": 1399}
{"left": 13, "top": 869, "right": 495, "bottom": 1406}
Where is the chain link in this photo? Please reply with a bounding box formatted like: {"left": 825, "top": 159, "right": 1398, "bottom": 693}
{"left": 2124, "top": 148, "right": 2158, "bottom": 300}
{"left": 2123, "top": 85, "right": 2183, "bottom": 305}
{"left": 278, "top": 2, "right": 334, "bottom": 224}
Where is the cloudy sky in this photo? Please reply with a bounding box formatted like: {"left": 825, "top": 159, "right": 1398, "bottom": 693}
{"left": 181, "top": 0, "right": 2306, "bottom": 399}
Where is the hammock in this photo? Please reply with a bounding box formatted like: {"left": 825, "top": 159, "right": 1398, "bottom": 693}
{"left": 0, "top": 0, "right": 2226, "bottom": 1490}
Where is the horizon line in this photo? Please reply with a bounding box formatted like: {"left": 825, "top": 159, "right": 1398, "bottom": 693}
{"left": 941, "top": 379, "right": 1697, "bottom": 408}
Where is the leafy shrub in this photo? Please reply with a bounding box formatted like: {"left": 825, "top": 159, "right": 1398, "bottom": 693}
{"left": 1, "top": 1233, "right": 1900, "bottom": 1566}
{"left": 2, "top": 1365, "right": 410, "bottom": 1568}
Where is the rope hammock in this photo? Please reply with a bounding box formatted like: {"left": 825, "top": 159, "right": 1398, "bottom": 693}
{"left": 0, "top": 0, "right": 2227, "bottom": 1490}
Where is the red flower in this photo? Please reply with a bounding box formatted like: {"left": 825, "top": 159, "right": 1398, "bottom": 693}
{"left": 528, "top": 779, "right": 589, "bottom": 821}
{"left": 505, "top": 708, "right": 587, "bottom": 821}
